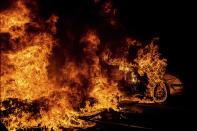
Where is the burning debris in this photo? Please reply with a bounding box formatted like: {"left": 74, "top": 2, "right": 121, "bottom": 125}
{"left": 0, "top": 0, "right": 183, "bottom": 130}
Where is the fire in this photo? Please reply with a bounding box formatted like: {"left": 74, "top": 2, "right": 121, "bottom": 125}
{"left": 1, "top": 34, "right": 54, "bottom": 100}
{"left": 0, "top": 0, "right": 167, "bottom": 130}
{"left": 135, "top": 40, "right": 167, "bottom": 97}
{"left": 0, "top": 0, "right": 30, "bottom": 39}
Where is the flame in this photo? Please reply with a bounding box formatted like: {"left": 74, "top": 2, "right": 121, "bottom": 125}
{"left": 0, "top": 0, "right": 167, "bottom": 130}
{"left": 0, "top": 0, "right": 30, "bottom": 39}
{"left": 134, "top": 40, "right": 167, "bottom": 97}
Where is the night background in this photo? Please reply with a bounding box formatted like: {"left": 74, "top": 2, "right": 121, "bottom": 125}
{"left": 0, "top": 0, "right": 196, "bottom": 130}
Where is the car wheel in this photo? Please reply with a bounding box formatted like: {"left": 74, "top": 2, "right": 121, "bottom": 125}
{"left": 153, "top": 83, "right": 168, "bottom": 103}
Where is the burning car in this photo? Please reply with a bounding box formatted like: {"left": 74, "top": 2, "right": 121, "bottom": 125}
{"left": 102, "top": 45, "right": 184, "bottom": 104}
{"left": 110, "top": 66, "right": 184, "bottom": 103}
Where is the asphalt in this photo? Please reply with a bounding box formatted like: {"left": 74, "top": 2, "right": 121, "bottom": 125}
{"left": 82, "top": 96, "right": 196, "bottom": 131}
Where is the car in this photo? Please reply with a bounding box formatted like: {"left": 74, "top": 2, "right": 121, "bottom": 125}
{"left": 110, "top": 67, "right": 184, "bottom": 103}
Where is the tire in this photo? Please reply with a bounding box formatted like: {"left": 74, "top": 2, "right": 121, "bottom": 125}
{"left": 153, "top": 83, "right": 168, "bottom": 103}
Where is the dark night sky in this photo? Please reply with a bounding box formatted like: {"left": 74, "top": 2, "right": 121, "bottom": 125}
{"left": 0, "top": 0, "right": 196, "bottom": 99}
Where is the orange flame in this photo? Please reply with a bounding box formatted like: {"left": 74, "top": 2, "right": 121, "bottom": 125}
{"left": 0, "top": 0, "right": 30, "bottom": 39}
{"left": 0, "top": 0, "right": 167, "bottom": 130}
